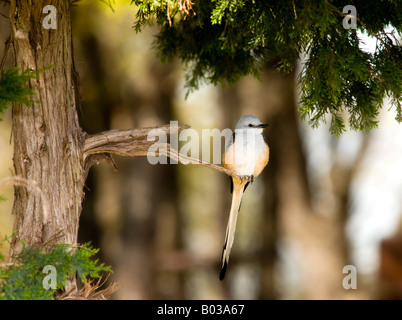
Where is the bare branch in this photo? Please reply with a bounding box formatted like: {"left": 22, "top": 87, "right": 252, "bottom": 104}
{"left": 83, "top": 124, "right": 241, "bottom": 179}
{"left": 83, "top": 124, "right": 189, "bottom": 160}
{"left": 166, "top": 0, "right": 195, "bottom": 27}
{"left": 0, "top": 176, "right": 49, "bottom": 224}
{"left": 153, "top": 142, "right": 239, "bottom": 178}
{"left": 59, "top": 275, "right": 119, "bottom": 300}
{"left": 178, "top": 0, "right": 195, "bottom": 16}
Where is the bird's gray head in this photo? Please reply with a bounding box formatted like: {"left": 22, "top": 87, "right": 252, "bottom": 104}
{"left": 235, "top": 115, "right": 269, "bottom": 133}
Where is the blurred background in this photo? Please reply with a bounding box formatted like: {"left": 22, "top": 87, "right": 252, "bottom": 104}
{"left": 1, "top": 1, "right": 402, "bottom": 299}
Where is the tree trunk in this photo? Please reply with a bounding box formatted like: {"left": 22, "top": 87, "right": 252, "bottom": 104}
{"left": 9, "top": 0, "right": 85, "bottom": 254}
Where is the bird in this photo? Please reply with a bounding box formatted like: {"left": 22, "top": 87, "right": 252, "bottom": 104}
{"left": 220, "top": 115, "right": 269, "bottom": 280}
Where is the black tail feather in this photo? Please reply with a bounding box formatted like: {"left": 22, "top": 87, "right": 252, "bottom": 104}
{"left": 243, "top": 181, "right": 250, "bottom": 193}
{"left": 219, "top": 260, "right": 228, "bottom": 280}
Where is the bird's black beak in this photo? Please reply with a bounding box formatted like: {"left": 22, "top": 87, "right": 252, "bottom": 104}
{"left": 257, "top": 123, "right": 269, "bottom": 128}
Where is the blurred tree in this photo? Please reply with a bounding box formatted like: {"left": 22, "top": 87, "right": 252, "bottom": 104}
{"left": 379, "top": 235, "right": 402, "bottom": 299}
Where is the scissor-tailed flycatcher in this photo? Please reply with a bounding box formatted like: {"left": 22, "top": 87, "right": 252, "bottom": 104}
{"left": 220, "top": 115, "right": 269, "bottom": 280}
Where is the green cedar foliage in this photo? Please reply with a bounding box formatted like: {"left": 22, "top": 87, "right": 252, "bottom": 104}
{"left": 132, "top": 0, "right": 402, "bottom": 135}
{"left": 0, "top": 237, "right": 112, "bottom": 300}
{"left": 0, "top": 68, "right": 36, "bottom": 118}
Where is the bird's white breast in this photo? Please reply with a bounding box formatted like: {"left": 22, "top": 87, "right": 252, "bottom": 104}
{"left": 224, "top": 130, "right": 267, "bottom": 176}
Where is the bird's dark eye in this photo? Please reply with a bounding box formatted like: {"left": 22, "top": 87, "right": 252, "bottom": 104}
{"left": 248, "top": 124, "right": 253, "bottom": 127}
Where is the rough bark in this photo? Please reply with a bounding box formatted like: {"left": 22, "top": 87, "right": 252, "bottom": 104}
{"left": 9, "top": 0, "right": 85, "bottom": 254}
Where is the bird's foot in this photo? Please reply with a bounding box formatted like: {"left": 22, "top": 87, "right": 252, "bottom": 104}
{"left": 240, "top": 175, "right": 254, "bottom": 183}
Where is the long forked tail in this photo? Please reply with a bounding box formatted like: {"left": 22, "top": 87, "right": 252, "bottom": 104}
{"left": 220, "top": 178, "right": 247, "bottom": 280}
